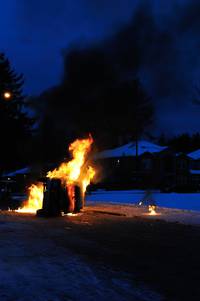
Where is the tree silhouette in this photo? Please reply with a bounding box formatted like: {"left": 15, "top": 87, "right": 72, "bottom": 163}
{"left": 0, "top": 53, "right": 33, "bottom": 171}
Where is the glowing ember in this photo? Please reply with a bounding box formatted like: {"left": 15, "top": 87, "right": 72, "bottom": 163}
{"left": 67, "top": 183, "right": 75, "bottom": 212}
{"left": 148, "top": 205, "right": 157, "bottom": 215}
{"left": 16, "top": 183, "right": 44, "bottom": 213}
{"left": 47, "top": 135, "right": 95, "bottom": 196}
{"left": 66, "top": 212, "right": 79, "bottom": 216}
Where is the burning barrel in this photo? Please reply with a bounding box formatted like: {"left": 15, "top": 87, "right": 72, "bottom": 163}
{"left": 18, "top": 136, "right": 95, "bottom": 215}
{"left": 37, "top": 179, "right": 83, "bottom": 217}
{"left": 74, "top": 185, "right": 83, "bottom": 213}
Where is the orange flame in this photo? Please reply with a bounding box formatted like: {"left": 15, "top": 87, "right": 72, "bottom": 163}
{"left": 148, "top": 205, "right": 157, "bottom": 215}
{"left": 67, "top": 183, "right": 75, "bottom": 213}
{"left": 82, "top": 166, "right": 96, "bottom": 195}
{"left": 47, "top": 135, "right": 95, "bottom": 194}
{"left": 16, "top": 183, "right": 44, "bottom": 213}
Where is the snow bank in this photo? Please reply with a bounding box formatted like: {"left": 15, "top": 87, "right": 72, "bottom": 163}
{"left": 86, "top": 190, "right": 200, "bottom": 211}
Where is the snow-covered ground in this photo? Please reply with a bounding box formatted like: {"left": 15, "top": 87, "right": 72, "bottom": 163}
{"left": 0, "top": 214, "right": 163, "bottom": 301}
{"left": 86, "top": 190, "right": 200, "bottom": 211}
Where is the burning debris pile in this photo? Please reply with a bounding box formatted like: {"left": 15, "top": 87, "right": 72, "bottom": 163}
{"left": 17, "top": 136, "right": 95, "bottom": 216}
{"left": 138, "top": 191, "right": 159, "bottom": 216}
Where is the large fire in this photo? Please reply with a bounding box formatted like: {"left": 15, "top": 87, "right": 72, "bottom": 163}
{"left": 47, "top": 135, "right": 94, "bottom": 189}
{"left": 47, "top": 135, "right": 95, "bottom": 210}
{"left": 17, "top": 136, "right": 95, "bottom": 213}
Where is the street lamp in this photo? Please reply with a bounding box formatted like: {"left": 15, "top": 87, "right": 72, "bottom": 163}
{"left": 3, "top": 91, "right": 12, "bottom": 100}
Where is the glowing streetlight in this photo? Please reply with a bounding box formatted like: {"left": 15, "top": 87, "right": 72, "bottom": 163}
{"left": 3, "top": 91, "right": 12, "bottom": 100}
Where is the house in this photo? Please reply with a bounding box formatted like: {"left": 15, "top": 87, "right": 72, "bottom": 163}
{"left": 93, "top": 141, "right": 168, "bottom": 189}
{"left": 1, "top": 166, "right": 43, "bottom": 194}
{"left": 3, "top": 167, "right": 31, "bottom": 178}
{"left": 174, "top": 153, "right": 191, "bottom": 188}
{"left": 188, "top": 149, "right": 200, "bottom": 188}
{"left": 93, "top": 141, "right": 200, "bottom": 190}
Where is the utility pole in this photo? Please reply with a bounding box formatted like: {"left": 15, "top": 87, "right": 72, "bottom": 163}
{"left": 135, "top": 127, "right": 139, "bottom": 187}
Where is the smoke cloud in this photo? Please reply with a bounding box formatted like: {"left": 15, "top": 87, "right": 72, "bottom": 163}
{"left": 102, "top": 0, "right": 200, "bottom": 133}
{"left": 1, "top": 0, "right": 200, "bottom": 134}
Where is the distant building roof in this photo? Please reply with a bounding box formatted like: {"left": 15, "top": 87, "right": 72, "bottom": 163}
{"left": 188, "top": 149, "right": 200, "bottom": 160}
{"left": 190, "top": 169, "right": 200, "bottom": 175}
{"left": 94, "top": 140, "right": 167, "bottom": 159}
{"left": 3, "top": 167, "right": 31, "bottom": 177}
{"left": 176, "top": 152, "right": 189, "bottom": 157}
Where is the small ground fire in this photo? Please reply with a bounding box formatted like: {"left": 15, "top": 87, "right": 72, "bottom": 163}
{"left": 17, "top": 135, "right": 95, "bottom": 214}
{"left": 148, "top": 205, "right": 157, "bottom": 215}
{"left": 16, "top": 183, "right": 44, "bottom": 213}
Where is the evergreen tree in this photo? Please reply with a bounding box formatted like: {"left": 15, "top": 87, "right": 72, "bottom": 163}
{"left": 191, "top": 133, "right": 200, "bottom": 151}
{"left": 169, "top": 133, "right": 192, "bottom": 153}
{"left": 157, "top": 133, "right": 168, "bottom": 146}
{"left": 0, "top": 53, "right": 33, "bottom": 171}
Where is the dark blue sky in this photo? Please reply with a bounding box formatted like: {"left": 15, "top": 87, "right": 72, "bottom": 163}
{"left": 0, "top": 0, "right": 139, "bottom": 94}
{"left": 1, "top": 0, "right": 200, "bottom": 135}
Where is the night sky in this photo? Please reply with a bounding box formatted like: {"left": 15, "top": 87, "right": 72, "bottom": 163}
{"left": 1, "top": 0, "right": 200, "bottom": 135}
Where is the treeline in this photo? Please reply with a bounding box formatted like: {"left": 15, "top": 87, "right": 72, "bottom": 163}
{"left": 158, "top": 133, "right": 200, "bottom": 153}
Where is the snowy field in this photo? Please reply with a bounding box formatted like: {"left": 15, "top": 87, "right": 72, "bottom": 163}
{"left": 0, "top": 213, "right": 163, "bottom": 301}
{"left": 86, "top": 190, "right": 200, "bottom": 211}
